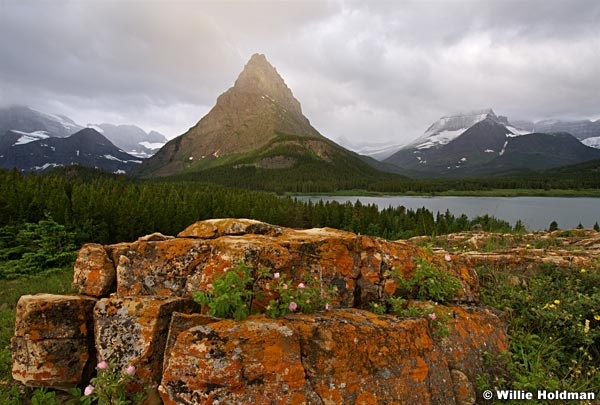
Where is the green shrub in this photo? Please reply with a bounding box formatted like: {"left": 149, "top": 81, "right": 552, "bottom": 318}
{"left": 394, "top": 257, "right": 461, "bottom": 303}
{"left": 0, "top": 216, "right": 77, "bottom": 279}
{"left": 193, "top": 262, "right": 337, "bottom": 320}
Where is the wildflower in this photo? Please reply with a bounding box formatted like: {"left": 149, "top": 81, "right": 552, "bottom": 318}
{"left": 549, "top": 304, "right": 556, "bottom": 309}
{"left": 444, "top": 254, "right": 452, "bottom": 262}
{"left": 554, "top": 300, "right": 560, "bottom": 305}
{"left": 274, "top": 272, "right": 280, "bottom": 279}
{"left": 325, "top": 303, "right": 331, "bottom": 311}
{"left": 580, "top": 268, "right": 586, "bottom": 273}
{"left": 428, "top": 313, "right": 437, "bottom": 320}
{"left": 84, "top": 385, "right": 94, "bottom": 396}
{"left": 97, "top": 361, "right": 108, "bottom": 370}
{"left": 289, "top": 301, "right": 297, "bottom": 311}
{"left": 584, "top": 319, "right": 590, "bottom": 334}
{"left": 298, "top": 283, "right": 306, "bottom": 289}
{"left": 526, "top": 243, "right": 531, "bottom": 248}
{"left": 594, "top": 314, "right": 600, "bottom": 321}
{"left": 282, "top": 284, "right": 288, "bottom": 290}
{"left": 125, "top": 365, "right": 136, "bottom": 376}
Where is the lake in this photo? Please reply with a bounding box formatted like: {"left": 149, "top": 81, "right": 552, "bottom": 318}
{"left": 296, "top": 196, "right": 600, "bottom": 231}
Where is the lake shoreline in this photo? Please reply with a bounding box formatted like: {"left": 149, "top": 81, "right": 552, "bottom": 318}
{"left": 287, "top": 189, "right": 600, "bottom": 198}
{"left": 294, "top": 195, "right": 600, "bottom": 231}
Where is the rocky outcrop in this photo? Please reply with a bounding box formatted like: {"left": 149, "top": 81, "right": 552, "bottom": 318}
{"left": 12, "top": 218, "right": 510, "bottom": 404}
{"left": 412, "top": 229, "right": 600, "bottom": 271}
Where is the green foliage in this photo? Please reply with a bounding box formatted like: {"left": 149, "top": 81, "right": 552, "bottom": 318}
{"left": 0, "top": 216, "right": 77, "bottom": 279}
{"left": 265, "top": 272, "right": 336, "bottom": 318}
{"left": 394, "top": 257, "right": 461, "bottom": 303}
{"left": 549, "top": 220, "right": 559, "bottom": 231}
{"left": 69, "top": 360, "right": 146, "bottom": 404}
{"left": 193, "top": 262, "right": 259, "bottom": 320}
{"left": 194, "top": 262, "right": 337, "bottom": 320}
{"left": 367, "top": 259, "right": 460, "bottom": 338}
{"left": 477, "top": 264, "right": 600, "bottom": 395}
{"left": 594, "top": 222, "right": 600, "bottom": 232}
{"left": 30, "top": 387, "right": 62, "bottom": 405}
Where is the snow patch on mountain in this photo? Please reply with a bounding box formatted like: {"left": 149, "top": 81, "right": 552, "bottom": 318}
{"left": 410, "top": 109, "right": 497, "bottom": 150}
{"left": 506, "top": 126, "right": 531, "bottom": 136}
{"left": 582, "top": 136, "right": 600, "bottom": 149}
{"left": 12, "top": 130, "right": 51, "bottom": 145}
{"left": 414, "top": 129, "right": 465, "bottom": 149}
{"left": 139, "top": 141, "right": 166, "bottom": 150}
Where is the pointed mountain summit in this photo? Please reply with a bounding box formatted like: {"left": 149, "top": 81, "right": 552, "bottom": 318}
{"left": 136, "top": 54, "right": 395, "bottom": 186}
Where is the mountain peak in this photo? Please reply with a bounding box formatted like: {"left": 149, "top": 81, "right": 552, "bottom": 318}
{"left": 232, "top": 53, "right": 303, "bottom": 116}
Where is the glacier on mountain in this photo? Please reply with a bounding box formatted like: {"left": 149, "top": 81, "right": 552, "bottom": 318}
{"left": 410, "top": 109, "right": 497, "bottom": 149}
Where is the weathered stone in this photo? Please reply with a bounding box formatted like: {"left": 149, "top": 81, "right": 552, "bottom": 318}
{"left": 162, "top": 312, "right": 220, "bottom": 373}
{"left": 115, "top": 238, "right": 210, "bottom": 296}
{"left": 440, "top": 305, "right": 509, "bottom": 399}
{"left": 73, "top": 243, "right": 116, "bottom": 297}
{"left": 451, "top": 369, "right": 476, "bottom": 405}
{"left": 160, "top": 308, "right": 507, "bottom": 404}
{"left": 138, "top": 232, "right": 175, "bottom": 242}
{"left": 94, "top": 296, "right": 199, "bottom": 387}
{"left": 12, "top": 294, "right": 97, "bottom": 388}
{"left": 178, "top": 218, "right": 283, "bottom": 239}
{"left": 113, "top": 219, "right": 479, "bottom": 304}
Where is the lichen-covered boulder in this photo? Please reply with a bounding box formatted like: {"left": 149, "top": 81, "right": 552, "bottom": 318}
{"left": 11, "top": 294, "right": 97, "bottom": 389}
{"left": 109, "top": 219, "right": 479, "bottom": 305}
{"left": 73, "top": 243, "right": 116, "bottom": 297}
{"left": 94, "top": 296, "right": 199, "bottom": 387}
{"left": 160, "top": 308, "right": 508, "bottom": 404}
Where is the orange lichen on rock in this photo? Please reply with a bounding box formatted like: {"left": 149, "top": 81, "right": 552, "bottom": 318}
{"left": 11, "top": 294, "right": 97, "bottom": 389}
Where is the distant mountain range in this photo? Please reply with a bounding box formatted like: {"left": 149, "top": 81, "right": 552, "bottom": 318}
{"left": 383, "top": 109, "right": 600, "bottom": 177}
{"left": 2, "top": 62, "right": 598, "bottom": 181}
{"left": 0, "top": 105, "right": 167, "bottom": 159}
{"left": 0, "top": 128, "right": 142, "bottom": 173}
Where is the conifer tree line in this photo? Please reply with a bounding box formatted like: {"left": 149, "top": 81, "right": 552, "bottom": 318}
{"left": 0, "top": 168, "right": 517, "bottom": 247}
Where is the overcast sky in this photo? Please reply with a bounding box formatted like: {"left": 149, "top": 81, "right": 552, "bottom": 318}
{"left": 1, "top": 0, "right": 599, "bottom": 150}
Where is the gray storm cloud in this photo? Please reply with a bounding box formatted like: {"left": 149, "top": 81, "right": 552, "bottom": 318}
{"left": 1, "top": 0, "right": 599, "bottom": 148}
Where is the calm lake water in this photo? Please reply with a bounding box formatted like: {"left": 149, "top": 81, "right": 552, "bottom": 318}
{"left": 296, "top": 196, "right": 600, "bottom": 231}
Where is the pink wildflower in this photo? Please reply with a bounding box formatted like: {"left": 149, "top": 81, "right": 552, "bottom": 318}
{"left": 289, "top": 301, "right": 298, "bottom": 311}
{"left": 125, "top": 365, "right": 136, "bottom": 376}
{"left": 298, "top": 283, "right": 306, "bottom": 289}
{"left": 325, "top": 303, "right": 332, "bottom": 311}
{"left": 428, "top": 313, "right": 437, "bottom": 320}
{"left": 84, "top": 384, "right": 94, "bottom": 396}
{"left": 274, "top": 272, "right": 280, "bottom": 279}
{"left": 444, "top": 254, "right": 452, "bottom": 262}
{"left": 97, "top": 361, "right": 108, "bottom": 370}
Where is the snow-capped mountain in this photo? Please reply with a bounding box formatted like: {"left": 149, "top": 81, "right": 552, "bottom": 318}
{"left": 407, "top": 109, "right": 529, "bottom": 151}
{"left": 86, "top": 123, "right": 167, "bottom": 158}
{"left": 384, "top": 110, "right": 600, "bottom": 177}
{"left": 532, "top": 119, "right": 600, "bottom": 143}
{"left": 0, "top": 128, "right": 142, "bottom": 173}
{"left": 0, "top": 105, "right": 83, "bottom": 139}
{"left": 0, "top": 105, "right": 167, "bottom": 158}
